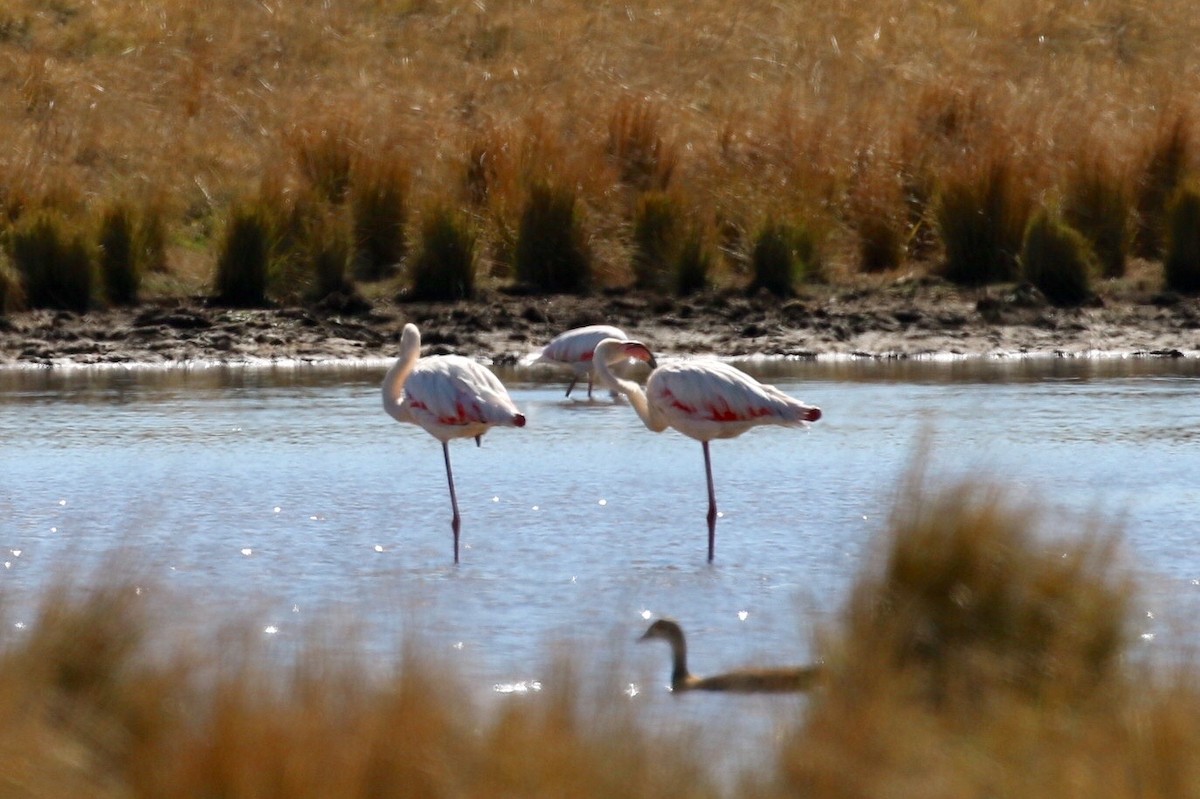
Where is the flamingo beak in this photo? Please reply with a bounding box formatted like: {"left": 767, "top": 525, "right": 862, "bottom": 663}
{"left": 806, "top": 407, "right": 822, "bottom": 422}
{"left": 625, "top": 342, "right": 657, "bottom": 369}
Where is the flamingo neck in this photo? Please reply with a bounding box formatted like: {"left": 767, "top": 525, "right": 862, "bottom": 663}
{"left": 382, "top": 327, "right": 421, "bottom": 422}
{"left": 593, "top": 354, "right": 659, "bottom": 432}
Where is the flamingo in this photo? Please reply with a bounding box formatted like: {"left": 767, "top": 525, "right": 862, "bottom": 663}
{"left": 382, "top": 323, "right": 526, "bottom": 563}
{"left": 534, "top": 324, "right": 630, "bottom": 399}
{"left": 592, "top": 337, "right": 821, "bottom": 562}
{"left": 639, "top": 618, "right": 823, "bottom": 693}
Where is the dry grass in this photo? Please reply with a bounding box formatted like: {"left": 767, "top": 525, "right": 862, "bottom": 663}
{"left": 0, "top": 0, "right": 1197, "bottom": 298}
{"left": 761, "top": 468, "right": 1200, "bottom": 799}
{"left": 6, "top": 464, "right": 1200, "bottom": 796}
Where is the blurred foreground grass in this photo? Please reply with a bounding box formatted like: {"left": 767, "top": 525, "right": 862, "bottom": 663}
{"left": 3, "top": 471, "right": 1198, "bottom": 798}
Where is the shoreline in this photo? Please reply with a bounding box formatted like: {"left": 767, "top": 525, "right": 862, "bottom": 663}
{"left": 2, "top": 280, "right": 1198, "bottom": 369}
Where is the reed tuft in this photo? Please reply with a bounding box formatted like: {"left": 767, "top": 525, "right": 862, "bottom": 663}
{"left": 673, "top": 223, "right": 714, "bottom": 297}
{"left": 407, "top": 203, "right": 478, "bottom": 302}
{"left": 8, "top": 210, "right": 94, "bottom": 313}
{"left": 97, "top": 202, "right": 141, "bottom": 306}
{"left": 769, "top": 473, "right": 1145, "bottom": 798}
{"left": 289, "top": 121, "right": 358, "bottom": 205}
{"left": 749, "top": 218, "right": 816, "bottom": 297}
{"left": 1134, "top": 114, "right": 1192, "bottom": 260}
{"left": 607, "top": 98, "right": 676, "bottom": 192}
{"left": 350, "top": 156, "right": 408, "bottom": 281}
{"left": 1020, "top": 209, "right": 1096, "bottom": 307}
{"left": 212, "top": 203, "right": 273, "bottom": 308}
{"left": 305, "top": 210, "right": 355, "bottom": 302}
{"left": 514, "top": 181, "right": 592, "bottom": 294}
{"left": 0, "top": 252, "right": 25, "bottom": 313}
{"left": 1163, "top": 185, "right": 1200, "bottom": 294}
{"left": 936, "top": 156, "right": 1031, "bottom": 286}
{"left": 631, "top": 191, "right": 681, "bottom": 292}
{"left": 1063, "top": 155, "right": 1131, "bottom": 280}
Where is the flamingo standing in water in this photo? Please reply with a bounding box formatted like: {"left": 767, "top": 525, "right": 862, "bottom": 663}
{"left": 382, "top": 323, "right": 526, "bottom": 563}
{"left": 592, "top": 338, "right": 821, "bottom": 562}
{"left": 534, "top": 324, "right": 630, "bottom": 399}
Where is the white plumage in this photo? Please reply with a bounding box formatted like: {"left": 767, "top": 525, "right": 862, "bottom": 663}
{"left": 534, "top": 324, "right": 630, "bottom": 398}
{"left": 592, "top": 337, "right": 821, "bottom": 561}
{"left": 383, "top": 323, "right": 526, "bottom": 562}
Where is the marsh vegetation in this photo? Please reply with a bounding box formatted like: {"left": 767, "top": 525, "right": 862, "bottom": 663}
{"left": 2, "top": 471, "right": 1196, "bottom": 796}
{"left": 0, "top": 0, "right": 1199, "bottom": 314}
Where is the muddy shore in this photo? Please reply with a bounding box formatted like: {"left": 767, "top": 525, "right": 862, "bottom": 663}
{"left": 2, "top": 278, "right": 1198, "bottom": 368}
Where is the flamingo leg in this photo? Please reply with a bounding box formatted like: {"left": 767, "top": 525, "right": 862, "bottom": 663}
{"left": 702, "top": 441, "right": 717, "bottom": 562}
{"left": 586, "top": 373, "right": 594, "bottom": 399}
{"left": 565, "top": 375, "right": 578, "bottom": 397}
{"left": 442, "top": 441, "right": 461, "bottom": 564}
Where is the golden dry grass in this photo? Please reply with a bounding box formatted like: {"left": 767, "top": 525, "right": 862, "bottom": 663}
{"left": 1, "top": 0, "right": 1198, "bottom": 291}
{"left": 4, "top": 469, "right": 1200, "bottom": 797}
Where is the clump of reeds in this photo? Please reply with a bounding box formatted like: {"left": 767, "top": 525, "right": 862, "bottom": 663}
{"left": 304, "top": 210, "right": 354, "bottom": 302}
{"left": 0, "top": 253, "right": 25, "bottom": 313}
{"left": 673, "top": 224, "right": 714, "bottom": 296}
{"left": 631, "top": 191, "right": 681, "bottom": 292}
{"left": 289, "top": 120, "right": 358, "bottom": 205}
{"left": 1163, "top": 185, "right": 1200, "bottom": 294}
{"left": 749, "top": 218, "right": 816, "bottom": 297}
{"left": 137, "top": 203, "right": 170, "bottom": 276}
{"left": 514, "top": 181, "right": 592, "bottom": 294}
{"left": 212, "top": 202, "right": 272, "bottom": 307}
{"left": 1134, "top": 114, "right": 1192, "bottom": 260}
{"left": 936, "top": 155, "right": 1031, "bottom": 286}
{"left": 7, "top": 210, "right": 94, "bottom": 313}
{"left": 850, "top": 163, "right": 906, "bottom": 274}
{"left": 1020, "top": 208, "right": 1096, "bottom": 307}
{"left": 350, "top": 155, "right": 408, "bottom": 281}
{"left": 607, "top": 98, "right": 676, "bottom": 192}
{"left": 765, "top": 470, "right": 1151, "bottom": 798}
{"left": 1063, "top": 155, "right": 1131, "bottom": 279}
{"left": 0, "top": 575, "right": 718, "bottom": 798}
{"left": 407, "top": 203, "right": 477, "bottom": 301}
{"left": 97, "top": 201, "right": 141, "bottom": 306}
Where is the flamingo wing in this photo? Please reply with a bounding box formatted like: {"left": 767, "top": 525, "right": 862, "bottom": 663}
{"left": 539, "top": 325, "right": 628, "bottom": 365}
{"left": 405, "top": 356, "right": 524, "bottom": 430}
{"left": 647, "top": 361, "right": 817, "bottom": 439}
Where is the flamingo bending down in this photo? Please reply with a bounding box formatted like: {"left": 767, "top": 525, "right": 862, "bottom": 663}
{"left": 639, "top": 618, "right": 822, "bottom": 693}
{"left": 382, "top": 323, "right": 526, "bottom": 563}
{"left": 534, "top": 324, "right": 630, "bottom": 399}
{"left": 592, "top": 338, "right": 821, "bottom": 562}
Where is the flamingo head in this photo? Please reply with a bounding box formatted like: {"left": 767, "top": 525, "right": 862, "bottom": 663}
{"left": 805, "top": 406, "right": 822, "bottom": 422}
{"left": 597, "top": 339, "right": 657, "bottom": 369}
{"left": 400, "top": 322, "right": 421, "bottom": 354}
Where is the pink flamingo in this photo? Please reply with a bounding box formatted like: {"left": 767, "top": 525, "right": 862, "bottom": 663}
{"left": 592, "top": 337, "right": 821, "bottom": 562}
{"left": 382, "top": 323, "right": 526, "bottom": 563}
{"left": 534, "top": 324, "right": 630, "bottom": 399}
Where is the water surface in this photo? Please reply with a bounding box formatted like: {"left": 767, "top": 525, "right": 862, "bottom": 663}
{"left": 3, "top": 356, "right": 1200, "bottom": 771}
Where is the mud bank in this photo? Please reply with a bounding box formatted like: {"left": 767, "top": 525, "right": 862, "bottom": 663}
{"left": 2, "top": 279, "right": 1198, "bottom": 368}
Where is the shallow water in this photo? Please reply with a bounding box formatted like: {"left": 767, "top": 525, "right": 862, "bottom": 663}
{"left": 3, "top": 355, "right": 1200, "bottom": 774}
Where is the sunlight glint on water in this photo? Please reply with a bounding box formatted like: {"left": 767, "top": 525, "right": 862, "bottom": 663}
{"left": 3, "top": 358, "right": 1200, "bottom": 771}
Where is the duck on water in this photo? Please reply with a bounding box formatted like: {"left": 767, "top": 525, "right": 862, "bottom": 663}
{"left": 639, "top": 618, "right": 822, "bottom": 694}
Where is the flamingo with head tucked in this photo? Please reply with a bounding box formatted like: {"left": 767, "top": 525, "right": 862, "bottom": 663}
{"left": 534, "top": 324, "right": 630, "bottom": 399}
{"left": 592, "top": 338, "right": 821, "bottom": 561}
{"left": 382, "top": 323, "right": 526, "bottom": 563}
